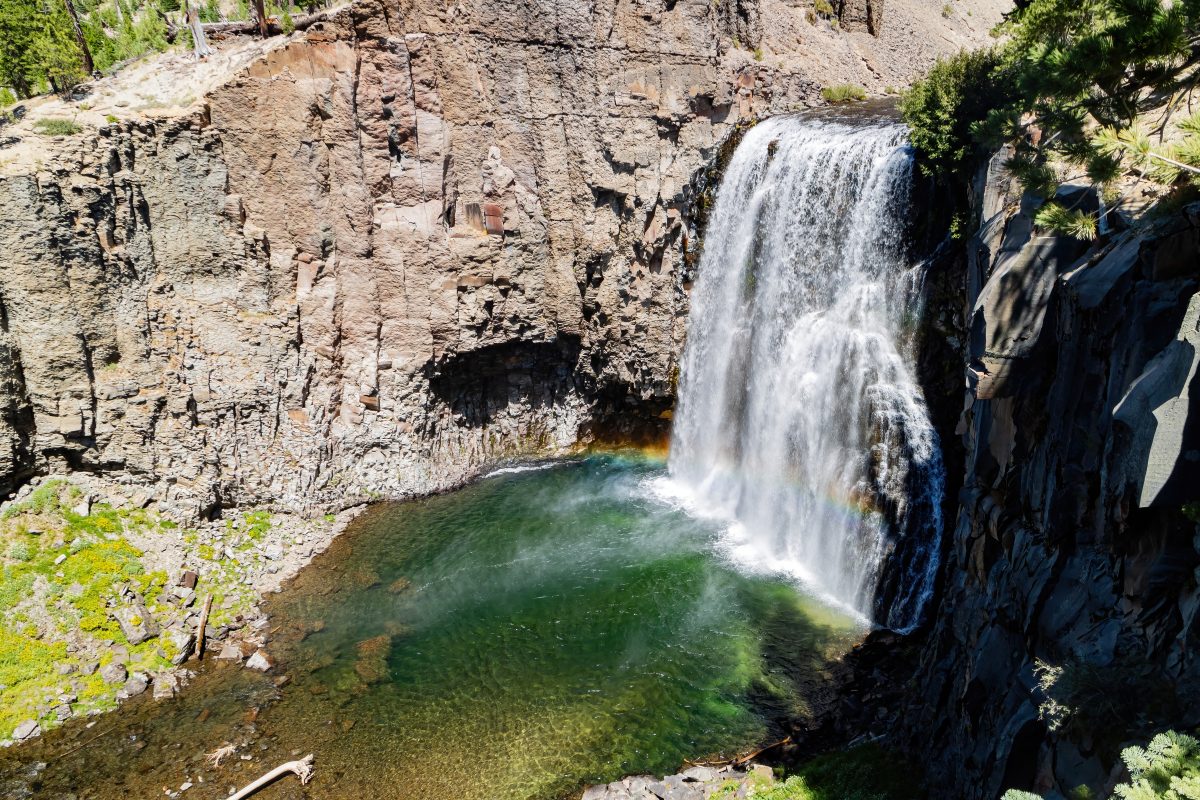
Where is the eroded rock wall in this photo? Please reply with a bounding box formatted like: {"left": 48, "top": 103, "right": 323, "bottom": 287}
{"left": 0, "top": 0, "right": 1002, "bottom": 517}
{"left": 899, "top": 163, "right": 1200, "bottom": 797}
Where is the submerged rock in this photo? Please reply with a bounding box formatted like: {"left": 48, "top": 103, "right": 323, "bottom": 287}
{"left": 245, "top": 650, "right": 273, "bottom": 672}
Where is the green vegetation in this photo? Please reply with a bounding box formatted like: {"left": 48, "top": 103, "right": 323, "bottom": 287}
{"left": 821, "top": 84, "right": 867, "bottom": 103}
{"left": 0, "top": 479, "right": 287, "bottom": 738}
{"left": 1003, "top": 730, "right": 1200, "bottom": 800}
{"left": 32, "top": 116, "right": 81, "bottom": 135}
{"left": 0, "top": 480, "right": 176, "bottom": 737}
{"left": 813, "top": 0, "right": 834, "bottom": 17}
{"left": 899, "top": 47, "right": 1013, "bottom": 180}
{"left": 1033, "top": 656, "right": 1178, "bottom": 752}
{"left": 0, "top": 0, "right": 313, "bottom": 100}
{"left": 717, "top": 746, "right": 916, "bottom": 800}
{"left": 902, "top": 0, "right": 1200, "bottom": 236}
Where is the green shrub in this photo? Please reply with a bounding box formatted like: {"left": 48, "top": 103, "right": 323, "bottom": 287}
{"left": 104, "top": 113, "right": 118, "bottom": 123}
{"left": 281, "top": 10, "right": 296, "bottom": 34}
{"left": 1003, "top": 730, "right": 1200, "bottom": 800}
{"left": 821, "top": 84, "right": 866, "bottom": 103}
{"left": 899, "top": 47, "right": 1012, "bottom": 178}
{"left": 813, "top": 0, "right": 834, "bottom": 16}
{"left": 32, "top": 118, "right": 82, "bottom": 136}
{"left": 7, "top": 541, "right": 32, "bottom": 561}
{"left": 941, "top": 3, "right": 952, "bottom": 17}
{"left": 0, "top": 88, "right": 14, "bottom": 108}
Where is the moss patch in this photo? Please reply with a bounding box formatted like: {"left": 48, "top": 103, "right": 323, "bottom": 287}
{"left": 0, "top": 482, "right": 177, "bottom": 738}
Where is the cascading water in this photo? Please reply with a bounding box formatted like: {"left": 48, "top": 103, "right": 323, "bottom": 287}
{"left": 668, "top": 115, "right": 944, "bottom": 631}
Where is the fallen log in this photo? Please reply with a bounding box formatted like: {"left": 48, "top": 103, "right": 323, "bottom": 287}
{"left": 201, "top": 8, "right": 335, "bottom": 37}
{"left": 225, "top": 754, "right": 314, "bottom": 800}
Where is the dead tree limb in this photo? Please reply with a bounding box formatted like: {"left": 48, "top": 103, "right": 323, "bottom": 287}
{"left": 732, "top": 735, "right": 792, "bottom": 767}
{"left": 226, "top": 754, "right": 315, "bottom": 800}
{"left": 195, "top": 593, "right": 213, "bottom": 660}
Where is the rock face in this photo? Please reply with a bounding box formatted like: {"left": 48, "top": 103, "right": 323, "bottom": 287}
{"left": 0, "top": 0, "right": 1003, "bottom": 518}
{"left": 896, "top": 158, "right": 1200, "bottom": 797}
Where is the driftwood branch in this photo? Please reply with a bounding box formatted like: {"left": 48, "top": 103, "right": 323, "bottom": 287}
{"left": 225, "top": 754, "right": 314, "bottom": 800}
{"left": 733, "top": 735, "right": 791, "bottom": 766}
{"left": 201, "top": 8, "right": 334, "bottom": 37}
{"left": 682, "top": 736, "right": 793, "bottom": 769}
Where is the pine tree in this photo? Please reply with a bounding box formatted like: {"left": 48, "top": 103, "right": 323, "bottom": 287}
{"left": 0, "top": 0, "right": 43, "bottom": 97}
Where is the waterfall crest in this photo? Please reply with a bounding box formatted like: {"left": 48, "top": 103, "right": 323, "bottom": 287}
{"left": 668, "top": 116, "right": 944, "bottom": 631}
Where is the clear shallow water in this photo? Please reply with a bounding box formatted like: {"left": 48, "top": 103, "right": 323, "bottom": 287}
{"left": 0, "top": 455, "right": 862, "bottom": 800}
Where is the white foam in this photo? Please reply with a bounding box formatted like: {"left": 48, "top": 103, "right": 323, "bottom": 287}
{"left": 483, "top": 461, "right": 572, "bottom": 478}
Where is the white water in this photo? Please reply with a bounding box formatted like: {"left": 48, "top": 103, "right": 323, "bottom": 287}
{"left": 667, "top": 116, "right": 944, "bottom": 631}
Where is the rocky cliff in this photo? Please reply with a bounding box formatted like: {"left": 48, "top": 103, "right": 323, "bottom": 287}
{"left": 0, "top": 0, "right": 1004, "bottom": 520}
{"left": 892, "top": 159, "right": 1200, "bottom": 797}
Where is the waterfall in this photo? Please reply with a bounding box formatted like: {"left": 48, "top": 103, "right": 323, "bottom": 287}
{"left": 668, "top": 115, "right": 944, "bottom": 631}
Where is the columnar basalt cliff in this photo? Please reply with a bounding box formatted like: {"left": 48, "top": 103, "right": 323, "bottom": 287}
{"left": 0, "top": 0, "right": 1003, "bottom": 519}
{"left": 892, "top": 160, "right": 1200, "bottom": 797}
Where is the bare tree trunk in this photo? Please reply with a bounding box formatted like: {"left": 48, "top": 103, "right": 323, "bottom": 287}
{"left": 187, "top": 2, "right": 213, "bottom": 58}
{"left": 250, "top": 0, "right": 269, "bottom": 37}
{"left": 62, "top": 0, "right": 95, "bottom": 75}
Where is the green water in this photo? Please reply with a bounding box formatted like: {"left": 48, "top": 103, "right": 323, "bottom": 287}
{"left": 0, "top": 455, "right": 862, "bottom": 800}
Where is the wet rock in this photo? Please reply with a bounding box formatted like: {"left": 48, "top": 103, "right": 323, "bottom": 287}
{"left": 11, "top": 721, "right": 38, "bottom": 741}
{"left": 245, "top": 650, "right": 273, "bottom": 672}
{"left": 215, "top": 642, "right": 244, "bottom": 661}
{"left": 99, "top": 662, "right": 127, "bottom": 684}
{"left": 121, "top": 673, "right": 149, "bottom": 698}
{"left": 152, "top": 672, "right": 178, "bottom": 700}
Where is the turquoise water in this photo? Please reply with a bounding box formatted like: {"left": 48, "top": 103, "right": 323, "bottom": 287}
{"left": 0, "top": 455, "right": 862, "bottom": 800}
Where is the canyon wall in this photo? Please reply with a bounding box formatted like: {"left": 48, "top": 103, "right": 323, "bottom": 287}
{"left": 0, "top": 0, "right": 1001, "bottom": 519}
{"left": 896, "top": 161, "right": 1200, "bottom": 797}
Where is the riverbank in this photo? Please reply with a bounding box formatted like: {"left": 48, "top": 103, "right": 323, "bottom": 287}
{"left": 0, "top": 474, "right": 360, "bottom": 745}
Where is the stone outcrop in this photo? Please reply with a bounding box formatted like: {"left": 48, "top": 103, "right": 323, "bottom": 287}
{"left": 583, "top": 763, "right": 779, "bottom": 800}
{"left": 894, "top": 157, "right": 1200, "bottom": 797}
{"left": 0, "top": 0, "right": 1003, "bottom": 518}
